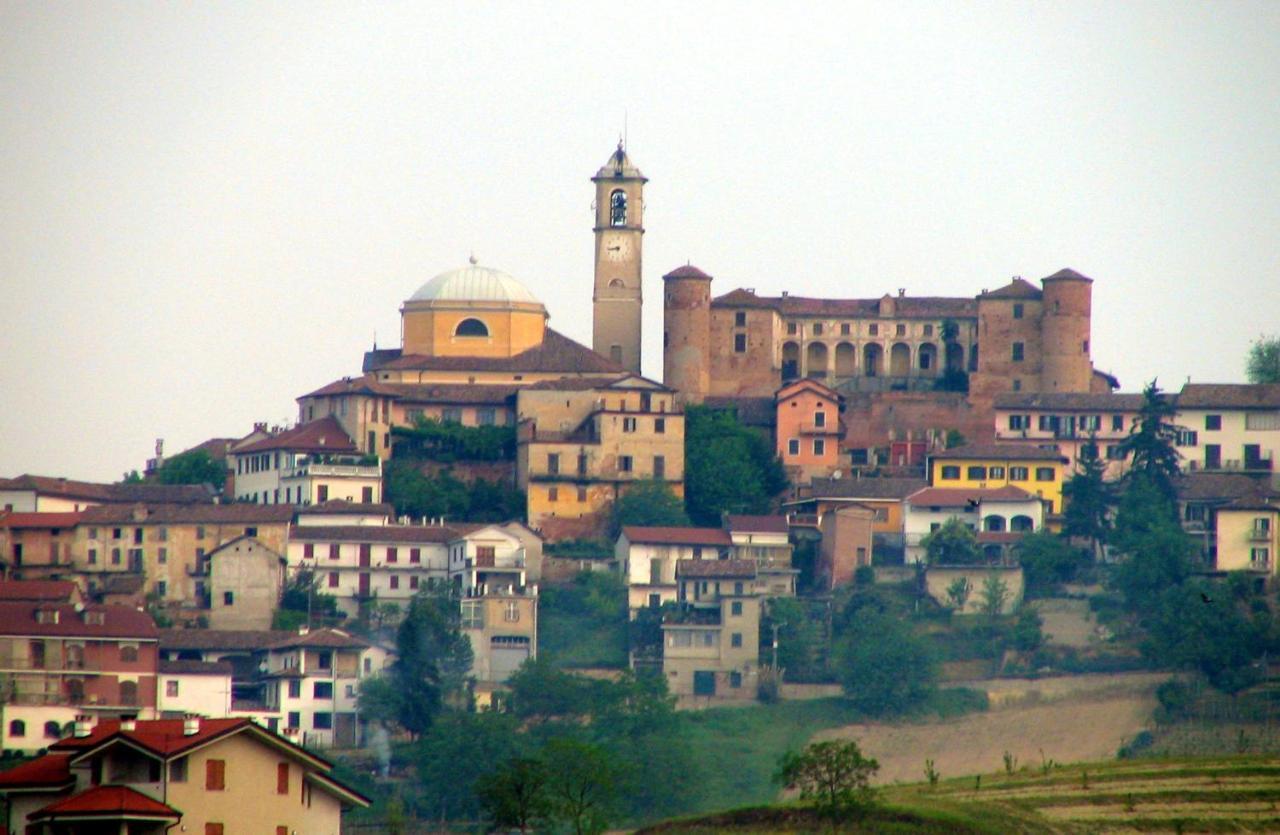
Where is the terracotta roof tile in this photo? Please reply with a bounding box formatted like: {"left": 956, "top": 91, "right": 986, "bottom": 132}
{"left": 159, "top": 628, "right": 297, "bottom": 651}
{"left": 1177, "top": 473, "right": 1280, "bottom": 502}
{"left": 364, "top": 328, "right": 625, "bottom": 375}
{"left": 994, "top": 392, "right": 1147, "bottom": 411}
{"left": 663, "top": 265, "right": 713, "bottom": 280}
{"left": 712, "top": 291, "right": 977, "bottom": 319}
{"left": 1177, "top": 383, "right": 1280, "bottom": 409}
{"left": 52, "top": 717, "right": 249, "bottom": 756}
{"left": 0, "top": 580, "right": 79, "bottom": 602}
{"left": 726, "top": 514, "right": 790, "bottom": 534}
{"left": 265, "top": 628, "right": 369, "bottom": 650}
{"left": 1042, "top": 267, "right": 1093, "bottom": 282}
{"left": 676, "top": 559, "right": 758, "bottom": 578}
{"left": 31, "top": 785, "right": 180, "bottom": 820}
{"left": 233, "top": 416, "right": 358, "bottom": 455}
{"left": 981, "top": 278, "right": 1043, "bottom": 300}
{"left": 290, "top": 524, "right": 460, "bottom": 544}
{"left": 0, "top": 753, "right": 74, "bottom": 788}
{"left": 930, "top": 444, "right": 1066, "bottom": 462}
{"left": 300, "top": 501, "right": 394, "bottom": 516}
{"left": 799, "top": 476, "right": 928, "bottom": 500}
{"left": 0, "top": 476, "right": 215, "bottom": 504}
{"left": 158, "top": 659, "right": 234, "bottom": 675}
{"left": 907, "top": 486, "right": 1036, "bottom": 507}
{"left": 620, "top": 526, "right": 733, "bottom": 547}
{"left": 0, "top": 602, "right": 156, "bottom": 639}
{"left": 80, "top": 503, "right": 294, "bottom": 525}
{"left": 0, "top": 512, "right": 83, "bottom": 529}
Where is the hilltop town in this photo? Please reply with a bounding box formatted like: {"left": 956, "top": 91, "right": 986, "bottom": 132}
{"left": 3, "top": 146, "right": 1279, "bottom": 832}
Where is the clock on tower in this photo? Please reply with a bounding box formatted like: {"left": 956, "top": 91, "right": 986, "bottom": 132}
{"left": 592, "top": 142, "right": 646, "bottom": 373}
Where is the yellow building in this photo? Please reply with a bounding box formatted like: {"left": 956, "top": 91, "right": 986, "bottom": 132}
{"left": 926, "top": 443, "right": 1068, "bottom": 515}
{"left": 1213, "top": 498, "right": 1277, "bottom": 575}
{"left": 0, "top": 716, "right": 368, "bottom": 834}
{"left": 517, "top": 375, "right": 685, "bottom": 541}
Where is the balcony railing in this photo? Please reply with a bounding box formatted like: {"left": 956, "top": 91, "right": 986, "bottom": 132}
{"left": 797, "top": 422, "right": 841, "bottom": 435}
{"left": 286, "top": 463, "right": 381, "bottom": 479}
{"left": 0, "top": 657, "right": 99, "bottom": 672}
{"left": 465, "top": 556, "right": 525, "bottom": 570}
{"left": 1249, "top": 527, "right": 1273, "bottom": 542}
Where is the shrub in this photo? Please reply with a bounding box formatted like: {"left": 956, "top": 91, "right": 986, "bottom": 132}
{"left": 775, "top": 740, "right": 879, "bottom": 816}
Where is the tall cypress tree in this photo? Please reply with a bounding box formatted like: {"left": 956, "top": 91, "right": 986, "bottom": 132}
{"left": 1118, "top": 380, "right": 1183, "bottom": 512}
{"left": 1062, "top": 438, "right": 1111, "bottom": 560}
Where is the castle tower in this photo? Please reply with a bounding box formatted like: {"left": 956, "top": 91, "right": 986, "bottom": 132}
{"left": 1039, "top": 268, "right": 1094, "bottom": 392}
{"left": 662, "top": 265, "right": 713, "bottom": 403}
{"left": 592, "top": 142, "right": 646, "bottom": 373}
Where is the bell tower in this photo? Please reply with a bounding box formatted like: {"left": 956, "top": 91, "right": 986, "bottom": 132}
{"left": 592, "top": 142, "right": 646, "bottom": 373}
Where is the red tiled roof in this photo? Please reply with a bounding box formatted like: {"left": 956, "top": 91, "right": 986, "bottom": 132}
{"left": 775, "top": 378, "right": 840, "bottom": 402}
{"left": 299, "top": 376, "right": 400, "bottom": 399}
{"left": 266, "top": 628, "right": 369, "bottom": 651}
{"left": 710, "top": 289, "right": 977, "bottom": 319}
{"left": 977, "top": 532, "right": 1026, "bottom": 544}
{"left": 620, "top": 526, "right": 733, "bottom": 547}
{"left": 52, "top": 717, "right": 249, "bottom": 756}
{"left": 0, "top": 753, "right": 74, "bottom": 788}
{"left": 726, "top": 515, "right": 790, "bottom": 534}
{"left": 1177, "top": 472, "right": 1280, "bottom": 502}
{"left": 663, "top": 265, "right": 713, "bottom": 280}
{"left": 1178, "top": 383, "right": 1280, "bottom": 409}
{"left": 993, "top": 392, "right": 1147, "bottom": 411}
{"left": 159, "top": 628, "right": 296, "bottom": 651}
{"left": 907, "top": 486, "right": 1036, "bottom": 507}
{"left": 365, "top": 328, "right": 625, "bottom": 375}
{"left": 31, "top": 785, "right": 180, "bottom": 820}
{"left": 80, "top": 503, "right": 295, "bottom": 525}
{"left": 0, "top": 476, "right": 215, "bottom": 504}
{"left": 0, "top": 580, "right": 79, "bottom": 602}
{"left": 676, "top": 559, "right": 758, "bottom": 578}
{"left": 1042, "top": 267, "right": 1093, "bottom": 282}
{"left": 0, "top": 512, "right": 83, "bottom": 529}
{"left": 798, "top": 476, "right": 927, "bottom": 501}
{"left": 930, "top": 444, "right": 1065, "bottom": 461}
{"left": 523, "top": 373, "right": 670, "bottom": 392}
{"left": 0, "top": 602, "right": 156, "bottom": 639}
{"left": 233, "top": 416, "right": 357, "bottom": 455}
{"left": 290, "top": 524, "right": 460, "bottom": 544}
{"left": 981, "top": 278, "right": 1042, "bottom": 300}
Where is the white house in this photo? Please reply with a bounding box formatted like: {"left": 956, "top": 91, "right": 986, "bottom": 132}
{"left": 448, "top": 525, "right": 531, "bottom": 594}
{"left": 903, "top": 485, "right": 1045, "bottom": 564}
{"left": 228, "top": 417, "right": 383, "bottom": 506}
{"left": 294, "top": 500, "right": 394, "bottom": 527}
{"left": 156, "top": 659, "right": 233, "bottom": 718}
{"left": 616, "top": 527, "right": 733, "bottom": 613}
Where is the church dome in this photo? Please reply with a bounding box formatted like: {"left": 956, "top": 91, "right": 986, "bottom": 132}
{"left": 409, "top": 262, "right": 541, "bottom": 306}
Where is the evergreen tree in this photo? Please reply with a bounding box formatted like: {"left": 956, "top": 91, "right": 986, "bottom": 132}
{"left": 1062, "top": 439, "right": 1111, "bottom": 560}
{"left": 1118, "top": 380, "right": 1183, "bottom": 510}
{"left": 389, "top": 586, "right": 474, "bottom": 735}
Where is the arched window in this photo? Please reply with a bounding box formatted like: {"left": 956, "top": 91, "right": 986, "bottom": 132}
{"left": 44, "top": 720, "right": 62, "bottom": 738}
{"left": 608, "top": 278, "right": 624, "bottom": 288}
{"left": 983, "top": 515, "right": 1006, "bottom": 532}
{"left": 454, "top": 318, "right": 489, "bottom": 337}
{"left": 8, "top": 719, "right": 25, "bottom": 737}
{"left": 120, "top": 645, "right": 138, "bottom": 663}
{"left": 120, "top": 680, "right": 138, "bottom": 706}
{"left": 1011, "top": 515, "right": 1035, "bottom": 532}
{"left": 610, "top": 189, "right": 627, "bottom": 226}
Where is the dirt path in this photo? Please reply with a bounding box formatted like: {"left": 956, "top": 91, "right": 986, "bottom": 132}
{"left": 815, "top": 673, "right": 1163, "bottom": 784}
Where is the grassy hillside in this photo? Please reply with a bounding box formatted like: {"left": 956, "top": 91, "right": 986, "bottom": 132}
{"left": 641, "top": 754, "right": 1280, "bottom": 833}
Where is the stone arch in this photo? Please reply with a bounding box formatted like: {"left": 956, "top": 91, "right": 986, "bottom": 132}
{"left": 610, "top": 189, "right": 627, "bottom": 226}
{"left": 918, "top": 342, "right": 938, "bottom": 373}
{"left": 806, "top": 342, "right": 829, "bottom": 378}
{"left": 455, "top": 318, "right": 489, "bottom": 337}
{"left": 1011, "top": 515, "right": 1035, "bottom": 532}
{"left": 983, "top": 515, "right": 1007, "bottom": 532}
{"left": 890, "top": 342, "right": 911, "bottom": 376}
{"left": 782, "top": 342, "right": 801, "bottom": 380}
{"left": 946, "top": 342, "right": 965, "bottom": 372}
{"left": 834, "top": 342, "right": 856, "bottom": 377}
{"left": 863, "top": 344, "right": 882, "bottom": 377}
{"left": 608, "top": 278, "right": 625, "bottom": 288}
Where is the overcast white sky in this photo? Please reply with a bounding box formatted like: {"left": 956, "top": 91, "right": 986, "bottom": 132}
{"left": 2, "top": 2, "right": 1278, "bottom": 482}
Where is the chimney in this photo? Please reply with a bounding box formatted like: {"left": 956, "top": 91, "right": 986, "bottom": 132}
{"left": 298, "top": 625, "right": 310, "bottom": 636}
{"left": 73, "top": 715, "right": 92, "bottom": 738}
{"left": 183, "top": 714, "right": 200, "bottom": 736}
{"left": 120, "top": 716, "right": 137, "bottom": 732}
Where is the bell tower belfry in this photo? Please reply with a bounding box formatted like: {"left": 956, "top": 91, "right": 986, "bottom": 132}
{"left": 592, "top": 142, "right": 646, "bottom": 373}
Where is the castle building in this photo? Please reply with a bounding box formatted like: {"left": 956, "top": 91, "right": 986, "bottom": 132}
{"left": 663, "top": 267, "right": 1110, "bottom": 403}
{"left": 592, "top": 143, "right": 646, "bottom": 373}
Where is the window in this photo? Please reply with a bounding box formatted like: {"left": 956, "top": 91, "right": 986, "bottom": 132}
{"left": 1255, "top": 517, "right": 1272, "bottom": 535}
{"left": 731, "top": 601, "right": 742, "bottom": 616}
{"left": 895, "top": 323, "right": 905, "bottom": 336}
{"left": 505, "top": 602, "right": 520, "bottom": 622}
{"left": 730, "top": 671, "right": 743, "bottom": 688}
{"left": 1035, "top": 467, "right": 1055, "bottom": 482}
{"left": 169, "top": 757, "right": 187, "bottom": 782}
{"left": 923, "top": 324, "right": 934, "bottom": 336}
{"left": 328, "top": 571, "right": 339, "bottom": 588}
{"left": 88, "top": 548, "right": 97, "bottom": 564}
{"left": 813, "top": 439, "right": 826, "bottom": 456}
{"left": 547, "top": 453, "right": 560, "bottom": 475}
{"left": 410, "top": 576, "right": 419, "bottom": 590}
{"left": 111, "top": 548, "right": 121, "bottom": 565}
{"left": 166, "top": 680, "right": 179, "bottom": 698}
{"left": 622, "top": 417, "right": 637, "bottom": 432}
{"left": 1012, "top": 342, "right": 1024, "bottom": 362}
{"left": 390, "top": 575, "right": 399, "bottom": 590}
{"left": 1081, "top": 415, "right": 1101, "bottom": 431}
{"left": 206, "top": 824, "right": 224, "bottom": 835}
{"left": 735, "top": 311, "right": 746, "bottom": 326}
{"left": 618, "top": 455, "right": 633, "bottom": 473}
{"left": 313, "top": 712, "right": 333, "bottom": 730}
{"left": 1013, "top": 303, "right": 1023, "bottom": 319}
{"left": 455, "top": 318, "right": 489, "bottom": 337}
{"left": 1112, "top": 415, "right": 1124, "bottom": 431}
{"left": 287, "top": 711, "right": 300, "bottom": 728}
{"left": 786, "top": 322, "right": 797, "bottom": 335}
{"left": 654, "top": 417, "right": 665, "bottom": 433}
{"left": 303, "top": 543, "right": 314, "bottom": 559}
{"left": 386, "top": 547, "right": 398, "bottom": 563}
{"left": 869, "top": 323, "right": 879, "bottom": 336}
{"left": 986, "top": 466, "right": 1004, "bottom": 480}
{"left": 814, "top": 410, "right": 826, "bottom": 427}
{"left": 1105, "top": 444, "right": 1124, "bottom": 460}
{"left": 1176, "top": 429, "right": 1198, "bottom": 447}
{"left": 1009, "top": 466, "right": 1029, "bottom": 480}
{"left": 8, "top": 720, "right": 24, "bottom": 737}
{"left": 548, "top": 487, "right": 559, "bottom": 502}
{"left": 787, "top": 439, "right": 799, "bottom": 456}
{"left": 653, "top": 456, "right": 666, "bottom": 479}
{"left": 120, "top": 645, "right": 138, "bottom": 663}
{"left": 577, "top": 487, "right": 588, "bottom": 502}
{"left": 120, "top": 680, "right": 138, "bottom": 705}
{"left": 222, "top": 591, "right": 233, "bottom": 606}
{"left": 1205, "top": 414, "right": 1222, "bottom": 430}
{"left": 841, "top": 323, "right": 851, "bottom": 335}
{"left": 314, "top": 682, "right": 333, "bottom": 699}
{"left": 288, "top": 680, "right": 301, "bottom": 699}
{"left": 734, "top": 333, "right": 747, "bottom": 352}
{"left": 477, "top": 408, "right": 496, "bottom": 426}
{"left": 328, "top": 543, "right": 340, "bottom": 560}
{"left": 940, "top": 465, "right": 960, "bottom": 480}
{"left": 609, "top": 189, "right": 627, "bottom": 225}
{"left": 206, "top": 759, "right": 226, "bottom": 791}
{"left": 731, "top": 633, "right": 743, "bottom": 648}
{"left": 410, "top": 548, "right": 420, "bottom": 564}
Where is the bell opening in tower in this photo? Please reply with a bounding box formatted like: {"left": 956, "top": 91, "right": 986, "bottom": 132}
{"left": 610, "top": 190, "right": 627, "bottom": 226}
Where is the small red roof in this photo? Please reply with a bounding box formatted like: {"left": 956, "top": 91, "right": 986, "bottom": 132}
{"left": 0, "top": 602, "right": 156, "bottom": 639}
{"left": 0, "top": 512, "right": 83, "bottom": 529}
{"left": 31, "top": 785, "right": 180, "bottom": 820}
{"left": 0, "top": 580, "right": 79, "bottom": 602}
{"left": 907, "top": 486, "right": 1037, "bottom": 507}
{"left": 233, "top": 416, "right": 358, "bottom": 455}
{"left": 52, "top": 718, "right": 250, "bottom": 757}
{"left": 0, "top": 753, "right": 73, "bottom": 788}
{"left": 620, "top": 526, "right": 732, "bottom": 547}
{"left": 726, "top": 514, "right": 790, "bottom": 534}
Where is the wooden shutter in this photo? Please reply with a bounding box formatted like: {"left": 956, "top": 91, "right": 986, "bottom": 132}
{"left": 205, "top": 758, "right": 225, "bottom": 790}
{"left": 277, "top": 762, "right": 289, "bottom": 794}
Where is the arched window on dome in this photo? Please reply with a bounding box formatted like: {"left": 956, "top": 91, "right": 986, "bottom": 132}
{"left": 455, "top": 318, "right": 489, "bottom": 338}
{"left": 610, "top": 190, "right": 627, "bottom": 226}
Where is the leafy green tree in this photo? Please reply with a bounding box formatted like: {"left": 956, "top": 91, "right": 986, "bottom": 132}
{"left": 1011, "top": 606, "right": 1045, "bottom": 652}
{"left": 355, "top": 674, "right": 401, "bottom": 728}
{"left": 392, "top": 417, "right": 516, "bottom": 461}
{"left": 978, "top": 574, "right": 1010, "bottom": 617}
{"left": 505, "top": 656, "right": 603, "bottom": 721}
{"left": 1062, "top": 440, "right": 1111, "bottom": 560}
{"left": 153, "top": 448, "right": 227, "bottom": 486}
{"left": 1016, "top": 531, "right": 1087, "bottom": 597}
{"left": 414, "top": 711, "right": 524, "bottom": 822}
{"left": 273, "top": 568, "right": 343, "bottom": 629}
{"left": 921, "top": 517, "right": 982, "bottom": 565}
{"left": 945, "top": 429, "right": 967, "bottom": 449}
{"left": 760, "top": 597, "right": 827, "bottom": 682}
{"left": 1109, "top": 478, "right": 1198, "bottom": 611}
{"left": 1246, "top": 334, "right": 1280, "bottom": 384}
{"left": 945, "top": 576, "right": 972, "bottom": 610}
{"left": 832, "top": 613, "right": 936, "bottom": 715}
{"left": 476, "top": 757, "right": 550, "bottom": 833}
{"left": 385, "top": 461, "right": 524, "bottom": 523}
{"left": 389, "top": 587, "right": 474, "bottom": 735}
{"left": 541, "top": 738, "right": 622, "bottom": 835}
{"left": 610, "top": 479, "right": 690, "bottom": 536}
{"left": 683, "top": 406, "right": 787, "bottom": 525}
{"left": 775, "top": 740, "right": 880, "bottom": 816}
{"left": 1143, "top": 578, "right": 1271, "bottom": 694}
{"left": 1118, "top": 380, "right": 1183, "bottom": 509}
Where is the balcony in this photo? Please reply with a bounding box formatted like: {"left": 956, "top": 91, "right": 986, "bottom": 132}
{"left": 797, "top": 421, "right": 841, "bottom": 435}
{"left": 0, "top": 657, "right": 99, "bottom": 672}
{"left": 466, "top": 555, "right": 525, "bottom": 570}
{"left": 1249, "top": 527, "right": 1273, "bottom": 542}
{"left": 286, "top": 462, "right": 381, "bottom": 479}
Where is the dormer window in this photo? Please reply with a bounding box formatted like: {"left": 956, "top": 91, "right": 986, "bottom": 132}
{"left": 610, "top": 189, "right": 627, "bottom": 226}
{"left": 35, "top": 608, "right": 59, "bottom": 625}
{"left": 84, "top": 611, "right": 105, "bottom": 626}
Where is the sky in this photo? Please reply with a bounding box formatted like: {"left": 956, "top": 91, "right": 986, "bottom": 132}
{"left": 2, "top": 1, "right": 1278, "bottom": 483}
